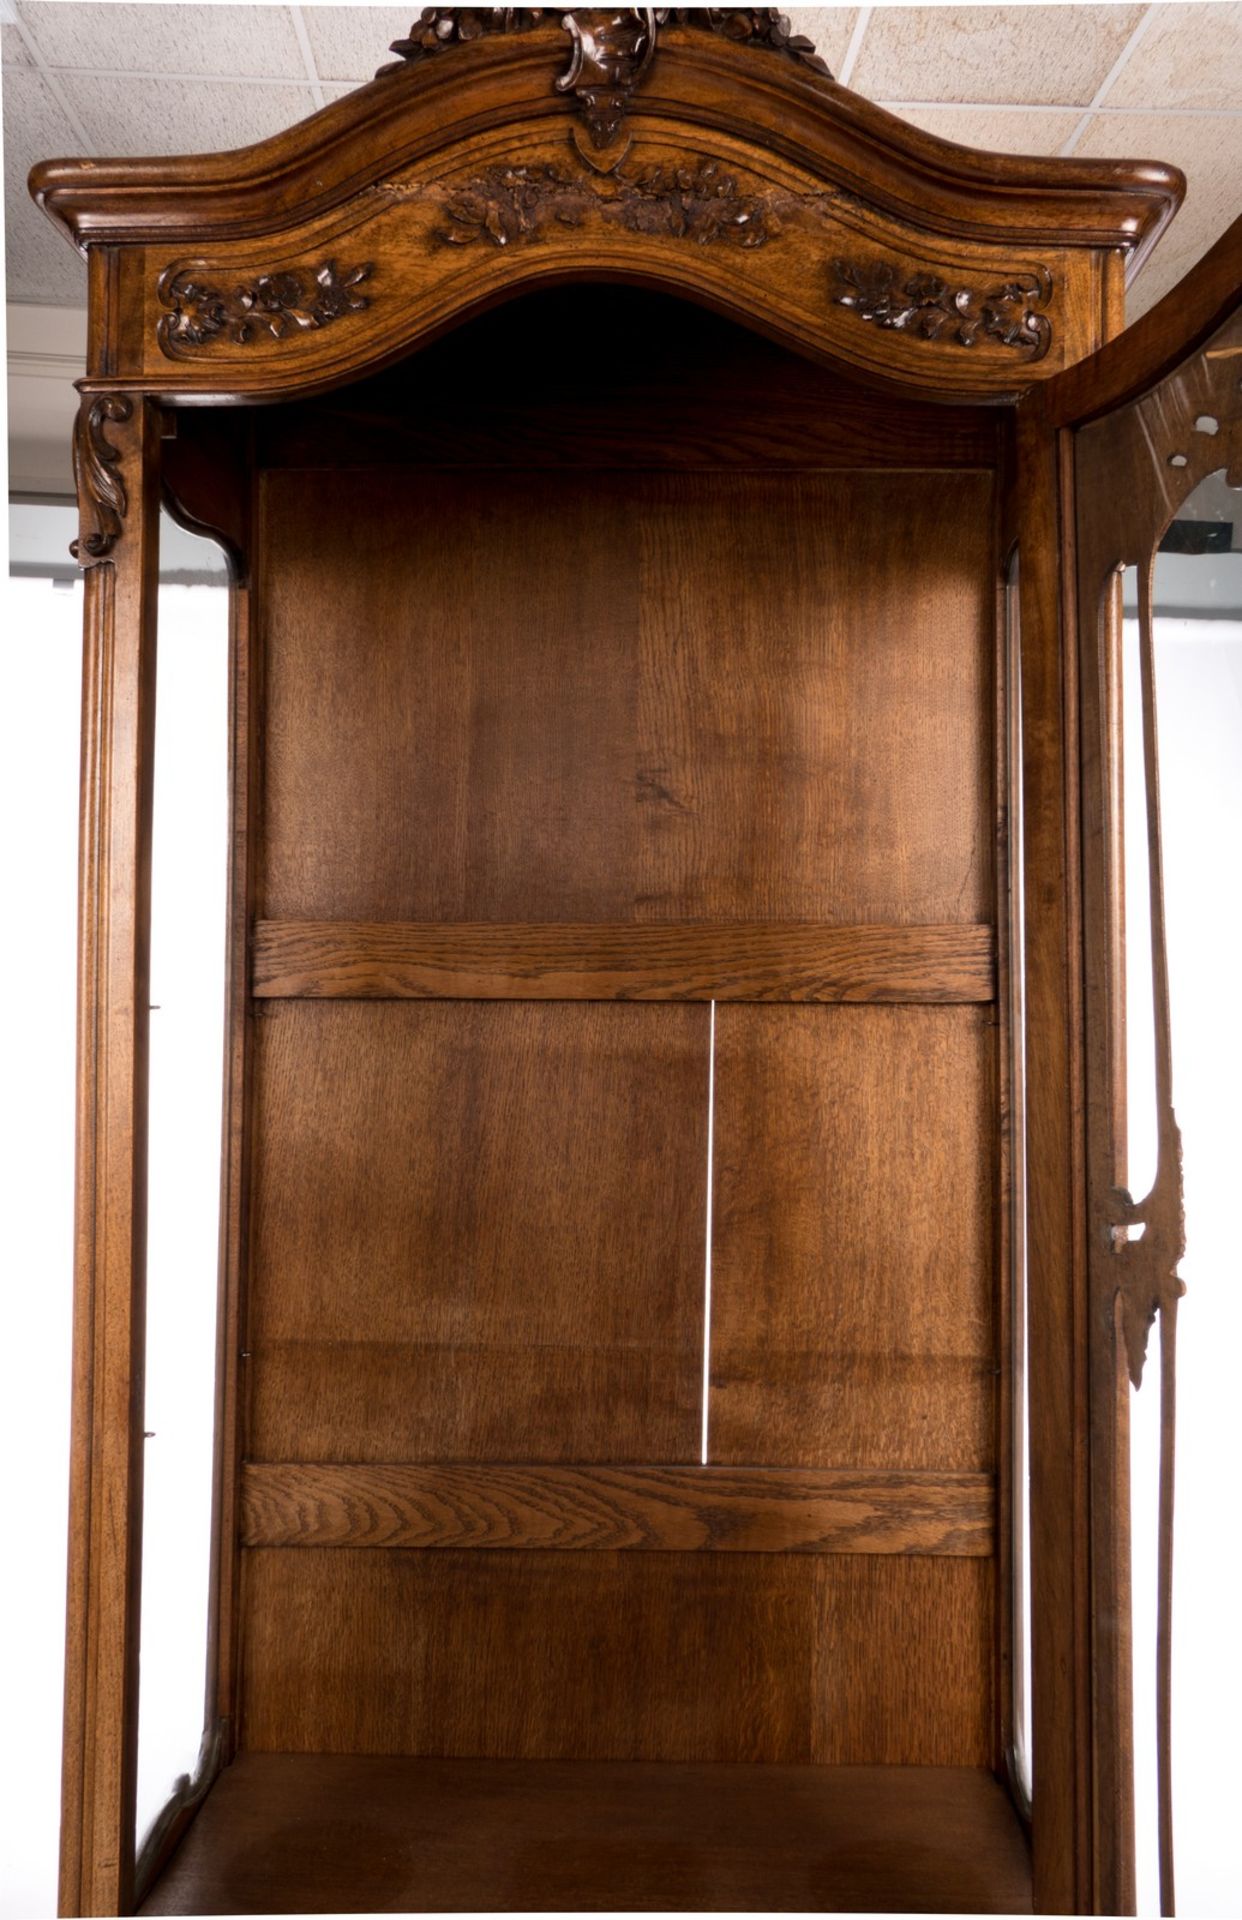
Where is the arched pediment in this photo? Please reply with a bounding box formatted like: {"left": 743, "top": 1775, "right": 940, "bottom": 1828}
{"left": 30, "top": 11, "right": 1184, "bottom": 403}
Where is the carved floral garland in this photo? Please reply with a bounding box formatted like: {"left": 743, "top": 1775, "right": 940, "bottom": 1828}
{"left": 157, "top": 260, "right": 372, "bottom": 354}
{"left": 831, "top": 257, "right": 1053, "bottom": 359}
{"left": 438, "top": 158, "right": 779, "bottom": 248}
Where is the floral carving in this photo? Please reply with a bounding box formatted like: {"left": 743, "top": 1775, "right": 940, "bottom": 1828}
{"left": 157, "top": 260, "right": 372, "bottom": 355}
{"left": 71, "top": 394, "right": 132, "bottom": 563}
{"left": 438, "top": 158, "right": 780, "bottom": 248}
{"left": 831, "top": 258, "right": 1053, "bottom": 359}
{"left": 380, "top": 10, "right": 829, "bottom": 149}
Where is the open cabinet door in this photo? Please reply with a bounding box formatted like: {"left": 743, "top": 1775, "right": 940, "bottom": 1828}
{"left": 1017, "top": 217, "right": 1242, "bottom": 1918}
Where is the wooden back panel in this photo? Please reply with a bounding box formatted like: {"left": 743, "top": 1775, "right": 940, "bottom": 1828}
{"left": 237, "top": 290, "right": 1003, "bottom": 1769}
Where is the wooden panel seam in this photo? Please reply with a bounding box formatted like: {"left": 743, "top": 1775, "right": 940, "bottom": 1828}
{"left": 252, "top": 920, "right": 997, "bottom": 1003}
{"left": 241, "top": 1463, "right": 995, "bottom": 1556}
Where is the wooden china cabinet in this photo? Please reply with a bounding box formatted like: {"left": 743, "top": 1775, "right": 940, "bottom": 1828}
{"left": 30, "top": 10, "right": 1240, "bottom": 1916}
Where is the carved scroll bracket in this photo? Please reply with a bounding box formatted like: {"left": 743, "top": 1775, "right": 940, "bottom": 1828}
{"left": 71, "top": 394, "right": 133, "bottom": 562}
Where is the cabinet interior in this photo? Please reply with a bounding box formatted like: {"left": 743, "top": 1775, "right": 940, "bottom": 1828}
{"left": 139, "top": 284, "right": 1029, "bottom": 1915}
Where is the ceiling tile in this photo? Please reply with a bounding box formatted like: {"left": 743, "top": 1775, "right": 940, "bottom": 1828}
{"left": 1107, "top": 1, "right": 1242, "bottom": 113}
{"left": 3, "top": 67, "right": 89, "bottom": 304}
{"left": 17, "top": 2, "right": 307, "bottom": 80}
{"left": 780, "top": 9, "right": 860, "bottom": 77}
{"left": 1075, "top": 110, "right": 1242, "bottom": 319}
{"left": 303, "top": 6, "right": 408, "bottom": 84}
{"left": 6, "top": 181, "right": 88, "bottom": 303}
{"left": 850, "top": 5, "right": 1146, "bottom": 108}
{"left": 3, "top": 23, "right": 34, "bottom": 66}
{"left": 55, "top": 72, "right": 317, "bottom": 154}
{"left": 884, "top": 102, "right": 1084, "bottom": 155}
{"left": 3, "top": 62, "right": 82, "bottom": 172}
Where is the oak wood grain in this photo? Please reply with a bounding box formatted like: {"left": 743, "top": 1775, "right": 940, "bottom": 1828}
{"left": 240, "top": 1462, "right": 995, "bottom": 1556}
{"left": 239, "top": 1547, "right": 994, "bottom": 1766}
{"left": 248, "top": 1000, "right": 708, "bottom": 1464}
{"left": 259, "top": 467, "right": 995, "bottom": 928}
{"left": 710, "top": 1004, "right": 996, "bottom": 1472}
{"left": 138, "top": 1753, "right": 1032, "bottom": 1915}
{"left": 251, "top": 919, "right": 997, "bottom": 1004}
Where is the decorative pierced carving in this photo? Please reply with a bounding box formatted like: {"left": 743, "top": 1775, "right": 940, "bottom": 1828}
{"left": 831, "top": 258, "right": 1053, "bottom": 359}
{"left": 71, "top": 395, "right": 133, "bottom": 562}
{"left": 1110, "top": 1124, "right": 1187, "bottom": 1390}
{"left": 438, "top": 157, "right": 780, "bottom": 248}
{"left": 157, "top": 260, "right": 372, "bottom": 355}
{"left": 380, "top": 10, "right": 829, "bottom": 151}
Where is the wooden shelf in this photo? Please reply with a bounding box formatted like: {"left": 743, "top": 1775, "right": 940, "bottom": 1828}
{"left": 139, "top": 1754, "right": 1032, "bottom": 1914}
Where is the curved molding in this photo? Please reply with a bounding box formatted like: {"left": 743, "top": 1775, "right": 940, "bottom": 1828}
{"left": 1044, "top": 210, "right": 1242, "bottom": 427}
{"left": 71, "top": 393, "right": 132, "bottom": 561}
{"left": 30, "top": 28, "right": 1181, "bottom": 271}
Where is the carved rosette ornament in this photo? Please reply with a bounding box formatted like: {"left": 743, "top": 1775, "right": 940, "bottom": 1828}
{"left": 157, "top": 260, "right": 372, "bottom": 356}
{"left": 381, "top": 9, "right": 829, "bottom": 159}
{"left": 71, "top": 394, "right": 133, "bottom": 562}
{"left": 832, "top": 258, "right": 1053, "bottom": 359}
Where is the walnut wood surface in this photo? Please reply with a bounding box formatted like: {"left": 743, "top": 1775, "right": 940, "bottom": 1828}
{"left": 1012, "top": 404, "right": 1094, "bottom": 1915}
{"left": 138, "top": 1754, "right": 1032, "bottom": 1914}
{"left": 32, "top": 30, "right": 1176, "bottom": 402}
{"left": 251, "top": 919, "right": 997, "bottom": 1003}
{"left": 711, "top": 1004, "right": 996, "bottom": 1472}
{"left": 240, "top": 1463, "right": 994, "bottom": 1556}
{"left": 239, "top": 1548, "right": 993, "bottom": 1766}
{"left": 59, "top": 399, "right": 161, "bottom": 1920}
{"left": 248, "top": 1001, "right": 708, "bottom": 1464}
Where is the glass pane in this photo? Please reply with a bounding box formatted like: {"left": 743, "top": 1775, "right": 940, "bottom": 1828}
{"left": 1006, "top": 550, "right": 1032, "bottom": 1807}
{"left": 135, "top": 516, "right": 229, "bottom": 1851}
{"left": 1, "top": 568, "right": 84, "bottom": 1920}
{"left": 1128, "top": 472, "right": 1242, "bottom": 1917}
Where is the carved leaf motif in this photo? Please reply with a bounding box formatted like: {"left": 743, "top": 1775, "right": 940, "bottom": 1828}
{"left": 831, "top": 257, "right": 1053, "bottom": 359}
{"left": 437, "top": 157, "right": 780, "bottom": 249}
{"left": 383, "top": 7, "right": 831, "bottom": 73}
{"left": 71, "top": 394, "right": 133, "bottom": 563}
{"left": 157, "top": 260, "right": 372, "bottom": 355}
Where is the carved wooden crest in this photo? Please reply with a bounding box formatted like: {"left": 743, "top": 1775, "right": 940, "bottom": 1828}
{"left": 382, "top": 8, "right": 829, "bottom": 163}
